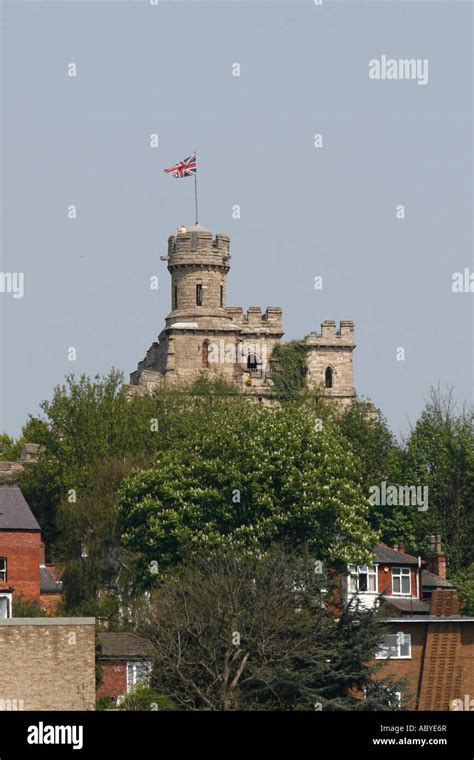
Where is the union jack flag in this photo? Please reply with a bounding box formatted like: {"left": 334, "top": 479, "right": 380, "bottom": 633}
{"left": 164, "top": 152, "right": 197, "bottom": 178}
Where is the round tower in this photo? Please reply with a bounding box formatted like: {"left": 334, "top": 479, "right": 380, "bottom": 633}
{"left": 163, "top": 224, "right": 231, "bottom": 327}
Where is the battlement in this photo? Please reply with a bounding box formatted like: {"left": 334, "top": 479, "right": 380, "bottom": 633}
{"left": 225, "top": 306, "right": 283, "bottom": 328}
{"left": 166, "top": 227, "right": 230, "bottom": 268}
{"left": 304, "top": 320, "right": 355, "bottom": 345}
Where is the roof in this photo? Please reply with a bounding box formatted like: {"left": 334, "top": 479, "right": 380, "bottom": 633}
{"left": 0, "top": 486, "right": 41, "bottom": 531}
{"left": 39, "top": 565, "right": 63, "bottom": 594}
{"left": 98, "top": 632, "right": 154, "bottom": 660}
{"left": 383, "top": 596, "right": 430, "bottom": 614}
{"left": 421, "top": 570, "right": 453, "bottom": 589}
{"left": 374, "top": 543, "right": 420, "bottom": 566}
{"left": 383, "top": 616, "right": 474, "bottom": 624}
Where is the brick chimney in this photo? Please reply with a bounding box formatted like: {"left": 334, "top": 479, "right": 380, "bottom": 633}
{"left": 426, "top": 534, "right": 447, "bottom": 579}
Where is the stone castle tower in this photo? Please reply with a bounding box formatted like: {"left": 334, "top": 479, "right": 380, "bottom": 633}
{"left": 130, "top": 224, "right": 356, "bottom": 405}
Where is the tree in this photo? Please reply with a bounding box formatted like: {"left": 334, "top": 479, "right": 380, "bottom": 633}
{"left": 389, "top": 387, "right": 474, "bottom": 572}
{"left": 138, "top": 547, "right": 404, "bottom": 711}
{"left": 452, "top": 563, "right": 474, "bottom": 615}
{"left": 118, "top": 399, "right": 377, "bottom": 582}
{"left": 269, "top": 341, "right": 308, "bottom": 399}
{"left": 0, "top": 433, "right": 22, "bottom": 461}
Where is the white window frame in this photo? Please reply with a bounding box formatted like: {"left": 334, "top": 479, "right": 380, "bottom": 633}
{"left": 348, "top": 564, "right": 378, "bottom": 594}
{"left": 126, "top": 660, "right": 152, "bottom": 693}
{"left": 0, "top": 593, "right": 12, "bottom": 619}
{"left": 0, "top": 558, "right": 6, "bottom": 583}
{"left": 376, "top": 632, "right": 412, "bottom": 660}
{"left": 392, "top": 566, "right": 411, "bottom": 596}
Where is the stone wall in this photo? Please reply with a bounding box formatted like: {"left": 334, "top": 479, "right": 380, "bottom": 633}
{"left": 0, "top": 618, "right": 96, "bottom": 710}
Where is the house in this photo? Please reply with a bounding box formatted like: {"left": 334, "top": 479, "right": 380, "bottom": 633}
{"left": 0, "top": 485, "right": 63, "bottom": 616}
{"left": 96, "top": 632, "right": 154, "bottom": 705}
{"left": 345, "top": 538, "right": 474, "bottom": 710}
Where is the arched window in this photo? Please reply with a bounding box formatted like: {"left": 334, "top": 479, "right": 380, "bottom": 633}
{"left": 247, "top": 353, "right": 259, "bottom": 373}
{"left": 201, "top": 341, "right": 210, "bottom": 368}
{"left": 325, "top": 366, "right": 333, "bottom": 389}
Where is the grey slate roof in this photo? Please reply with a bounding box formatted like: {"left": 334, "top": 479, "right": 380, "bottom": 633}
{"left": 382, "top": 596, "right": 430, "bottom": 614}
{"left": 39, "top": 565, "right": 63, "bottom": 594}
{"left": 421, "top": 570, "right": 453, "bottom": 589}
{"left": 98, "top": 632, "right": 154, "bottom": 659}
{"left": 0, "top": 486, "right": 40, "bottom": 531}
{"left": 374, "top": 544, "right": 420, "bottom": 566}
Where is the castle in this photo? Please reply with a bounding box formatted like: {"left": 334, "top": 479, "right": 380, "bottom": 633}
{"left": 130, "top": 224, "right": 357, "bottom": 404}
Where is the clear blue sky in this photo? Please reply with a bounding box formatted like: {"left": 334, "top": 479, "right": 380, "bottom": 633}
{"left": 0, "top": 0, "right": 472, "bottom": 439}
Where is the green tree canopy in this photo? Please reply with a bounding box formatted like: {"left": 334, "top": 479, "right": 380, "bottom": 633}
{"left": 118, "top": 399, "right": 377, "bottom": 580}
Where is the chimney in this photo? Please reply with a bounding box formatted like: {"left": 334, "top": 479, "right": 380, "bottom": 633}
{"left": 40, "top": 541, "right": 46, "bottom": 565}
{"left": 426, "top": 534, "right": 447, "bottom": 579}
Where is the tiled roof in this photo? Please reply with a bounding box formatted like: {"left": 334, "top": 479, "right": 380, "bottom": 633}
{"left": 374, "top": 543, "right": 420, "bottom": 566}
{"left": 421, "top": 570, "right": 453, "bottom": 589}
{"left": 382, "top": 596, "right": 430, "bottom": 614}
{"left": 0, "top": 486, "right": 40, "bottom": 531}
{"left": 39, "top": 565, "right": 63, "bottom": 594}
{"left": 98, "top": 632, "right": 154, "bottom": 659}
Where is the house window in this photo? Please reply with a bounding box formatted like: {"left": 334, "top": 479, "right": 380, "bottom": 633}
{"left": 174, "top": 285, "right": 178, "bottom": 309}
{"left": 325, "top": 367, "right": 333, "bottom": 389}
{"left": 196, "top": 283, "right": 203, "bottom": 306}
{"left": 376, "top": 632, "right": 412, "bottom": 660}
{"left": 0, "top": 595, "right": 10, "bottom": 619}
{"left": 348, "top": 565, "right": 377, "bottom": 593}
{"left": 126, "top": 661, "right": 152, "bottom": 692}
{"left": 220, "top": 285, "right": 224, "bottom": 307}
{"left": 0, "top": 558, "right": 6, "bottom": 582}
{"left": 392, "top": 566, "right": 411, "bottom": 595}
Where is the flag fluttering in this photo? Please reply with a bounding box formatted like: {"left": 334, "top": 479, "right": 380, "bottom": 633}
{"left": 164, "top": 152, "right": 197, "bottom": 178}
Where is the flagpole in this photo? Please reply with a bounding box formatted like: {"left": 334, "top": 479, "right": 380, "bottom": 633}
{"left": 194, "top": 150, "right": 198, "bottom": 224}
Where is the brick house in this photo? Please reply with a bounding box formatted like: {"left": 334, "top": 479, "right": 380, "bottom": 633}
{"left": 96, "top": 632, "right": 154, "bottom": 705}
{"left": 0, "top": 485, "right": 62, "bottom": 616}
{"left": 344, "top": 539, "right": 474, "bottom": 710}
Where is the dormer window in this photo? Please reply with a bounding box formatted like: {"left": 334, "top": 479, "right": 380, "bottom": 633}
{"left": 392, "top": 566, "right": 411, "bottom": 595}
{"left": 348, "top": 564, "right": 377, "bottom": 593}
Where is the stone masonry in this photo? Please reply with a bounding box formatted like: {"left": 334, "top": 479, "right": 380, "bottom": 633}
{"left": 0, "top": 618, "right": 96, "bottom": 710}
{"left": 129, "top": 224, "right": 356, "bottom": 404}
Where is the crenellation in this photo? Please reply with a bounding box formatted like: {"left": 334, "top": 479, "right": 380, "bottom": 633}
{"left": 129, "top": 225, "right": 359, "bottom": 406}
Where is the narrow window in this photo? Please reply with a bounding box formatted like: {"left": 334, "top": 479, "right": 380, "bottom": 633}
{"left": 0, "top": 558, "right": 6, "bottom": 582}
{"left": 220, "top": 285, "right": 224, "bottom": 307}
{"left": 325, "top": 366, "right": 333, "bottom": 389}
{"left": 196, "top": 283, "right": 203, "bottom": 306}
{"left": 201, "top": 341, "right": 209, "bottom": 368}
{"left": 247, "top": 353, "right": 259, "bottom": 373}
{"left": 174, "top": 285, "right": 178, "bottom": 309}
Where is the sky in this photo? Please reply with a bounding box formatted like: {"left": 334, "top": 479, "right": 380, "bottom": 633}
{"left": 0, "top": 0, "right": 472, "bottom": 439}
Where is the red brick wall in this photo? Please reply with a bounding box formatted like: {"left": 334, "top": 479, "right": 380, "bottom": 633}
{"left": 0, "top": 530, "right": 42, "bottom": 601}
{"left": 460, "top": 625, "right": 474, "bottom": 701}
{"left": 375, "top": 622, "right": 427, "bottom": 709}
{"left": 39, "top": 593, "right": 61, "bottom": 614}
{"left": 97, "top": 660, "right": 127, "bottom": 699}
{"left": 376, "top": 621, "right": 474, "bottom": 710}
{"left": 377, "top": 565, "right": 419, "bottom": 599}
